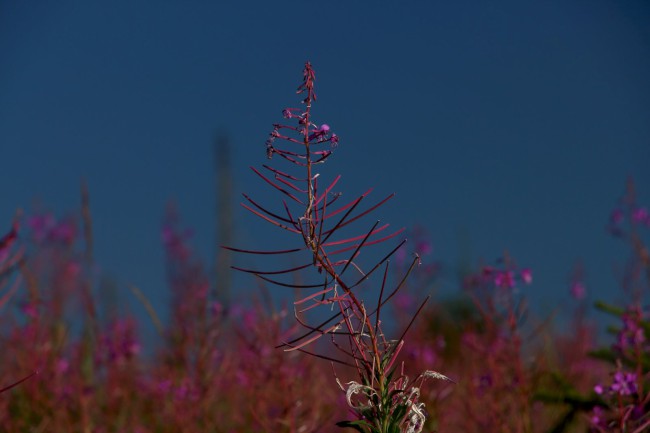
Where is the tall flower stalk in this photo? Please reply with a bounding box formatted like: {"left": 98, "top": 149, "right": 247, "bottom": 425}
{"left": 0, "top": 221, "right": 39, "bottom": 395}
{"left": 226, "top": 62, "right": 450, "bottom": 432}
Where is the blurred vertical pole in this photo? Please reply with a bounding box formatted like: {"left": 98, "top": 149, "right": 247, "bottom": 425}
{"left": 214, "top": 133, "right": 233, "bottom": 312}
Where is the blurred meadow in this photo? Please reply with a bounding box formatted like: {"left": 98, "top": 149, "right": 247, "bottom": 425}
{"left": 1, "top": 1, "right": 649, "bottom": 432}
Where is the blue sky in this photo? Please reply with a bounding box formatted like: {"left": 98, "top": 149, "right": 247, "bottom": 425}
{"left": 1, "top": 1, "right": 649, "bottom": 327}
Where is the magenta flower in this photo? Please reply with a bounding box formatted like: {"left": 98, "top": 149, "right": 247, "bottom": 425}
{"left": 520, "top": 268, "right": 532, "bottom": 285}
{"left": 330, "top": 133, "right": 339, "bottom": 147}
{"left": 615, "top": 310, "right": 646, "bottom": 352}
{"left": 494, "top": 270, "right": 515, "bottom": 289}
{"left": 590, "top": 406, "right": 605, "bottom": 427}
{"left": 308, "top": 123, "right": 333, "bottom": 142}
{"left": 610, "top": 371, "right": 637, "bottom": 396}
{"left": 97, "top": 318, "right": 141, "bottom": 365}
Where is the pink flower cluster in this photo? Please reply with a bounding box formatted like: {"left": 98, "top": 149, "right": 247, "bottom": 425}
{"left": 594, "top": 371, "right": 638, "bottom": 397}
{"left": 480, "top": 266, "right": 533, "bottom": 289}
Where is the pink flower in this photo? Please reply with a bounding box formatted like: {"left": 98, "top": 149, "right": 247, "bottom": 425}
{"left": 494, "top": 270, "right": 515, "bottom": 289}
{"left": 616, "top": 310, "right": 646, "bottom": 351}
{"left": 610, "top": 371, "right": 637, "bottom": 396}
{"left": 520, "top": 268, "right": 532, "bottom": 285}
{"left": 308, "top": 123, "right": 333, "bottom": 142}
{"left": 590, "top": 406, "right": 605, "bottom": 426}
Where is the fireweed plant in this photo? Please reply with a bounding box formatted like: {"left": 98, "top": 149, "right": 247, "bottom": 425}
{"left": 0, "top": 221, "right": 38, "bottom": 395}
{"left": 226, "top": 62, "right": 452, "bottom": 432}
{"left": 586, "top": 181, "right": 650, "bottom": 433}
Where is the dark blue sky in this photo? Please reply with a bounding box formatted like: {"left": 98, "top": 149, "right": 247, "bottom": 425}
{"left": 1, "top": 1, "right": 649, "bottom": 325}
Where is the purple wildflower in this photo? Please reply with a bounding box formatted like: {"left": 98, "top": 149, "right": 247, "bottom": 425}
{"left": 609, "top": 371, "right": 637, "bottom": 396}
{"left": 615, "top": 309, "right": 646, "bottom": 352}
{"left": 494, "top": 270, "right": 515, "bottom": 289}
{"left": 98, "top": 318, "right": 141, "bottom": 365}
{"left": 308, "top": 123, "right": 332, "bottom": 142}
{"left": 590, "top": 406, "right": 605, "bottom": 427}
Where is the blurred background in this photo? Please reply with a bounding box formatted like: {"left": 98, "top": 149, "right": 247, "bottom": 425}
{"left": 1, "top": 0, "right": 649, "bottom": 328}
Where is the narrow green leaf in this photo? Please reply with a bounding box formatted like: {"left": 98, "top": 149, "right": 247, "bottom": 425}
{"left": 336, "top": 419, "right": 373, "bottom": 432}
{"left": 594, "top": 300, "right": 624, "bottom": 316}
